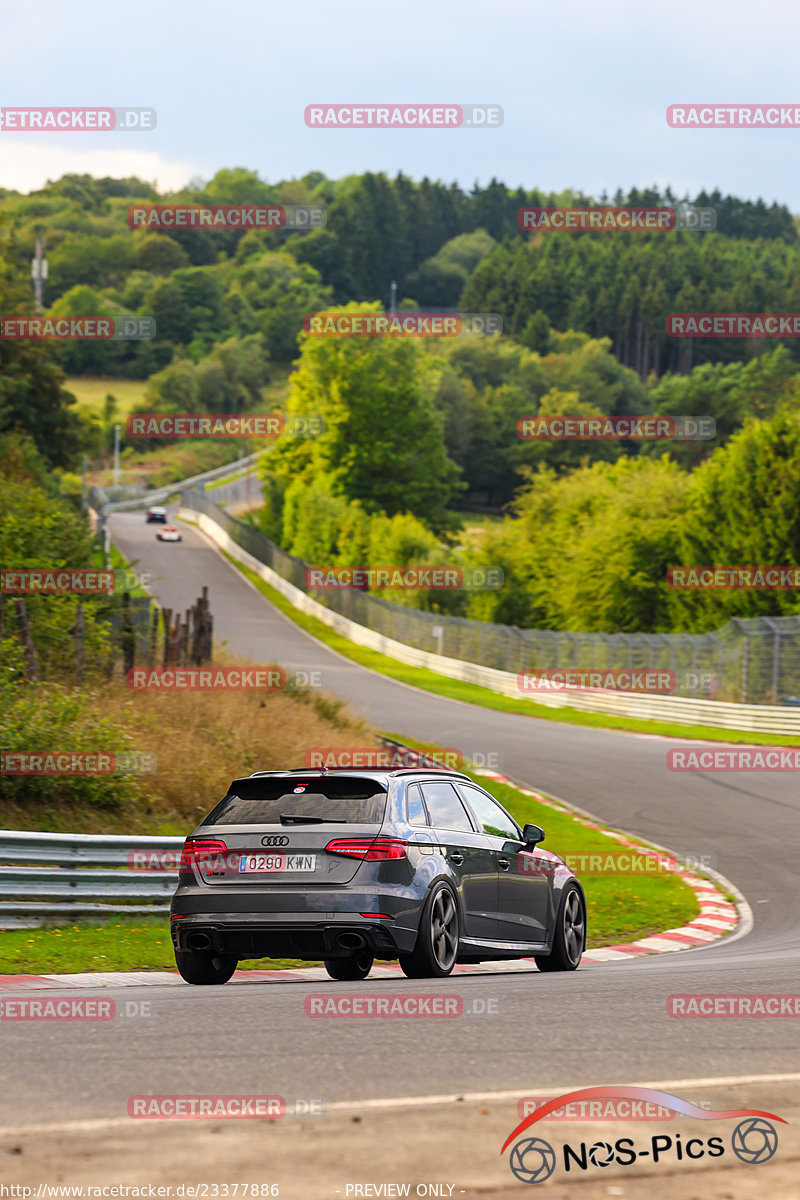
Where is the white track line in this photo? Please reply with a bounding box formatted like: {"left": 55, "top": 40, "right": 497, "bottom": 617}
{"left": 1, "top": 1073, "right": 799, "bottom": 1137}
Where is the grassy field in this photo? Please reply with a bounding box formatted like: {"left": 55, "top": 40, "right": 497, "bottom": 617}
{"left": 64, "top": 376, "right": 148, "bottom": 419}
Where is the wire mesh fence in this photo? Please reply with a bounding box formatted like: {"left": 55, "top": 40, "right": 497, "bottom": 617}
{"left": 183, "top": 490, "right": 800, "bottom": 706}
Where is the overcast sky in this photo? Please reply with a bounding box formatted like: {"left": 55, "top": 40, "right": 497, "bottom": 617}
{"left": 1, "top": 0, "right": 799, "bottom": 209}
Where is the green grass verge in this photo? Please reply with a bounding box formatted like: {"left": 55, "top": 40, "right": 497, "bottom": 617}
{"left": 222, "top": 552, "right": 800, "bottom": 746}
{"left": 91, "top": 539, "right": 150, "bottom": 598}
{"left": 0, "top": 919, "right": 316, "bottom": 974}
{"left": 206, "top": 468, "right": 258, "bottom": 491}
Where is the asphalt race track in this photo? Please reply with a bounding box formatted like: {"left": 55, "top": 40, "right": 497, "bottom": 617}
{"left": 1, "top": 507, "right": 796, "bottom": 1128}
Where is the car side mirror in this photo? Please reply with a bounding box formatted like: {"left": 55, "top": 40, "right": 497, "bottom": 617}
{"left": 522, "top": 823, "right": 545, "bottom": 846}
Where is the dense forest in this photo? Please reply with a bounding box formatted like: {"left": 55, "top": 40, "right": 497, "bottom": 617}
{"left": 2, "top": 168, "right": 800, "bottom": 634}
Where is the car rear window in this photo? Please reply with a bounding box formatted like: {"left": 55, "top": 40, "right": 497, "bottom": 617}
{"left": 203, "top": 776, "right": 388, "bottom": 826}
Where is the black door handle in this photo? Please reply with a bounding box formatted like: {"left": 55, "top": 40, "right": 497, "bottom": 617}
{"left": 498, "top": 857, "right": 510, "bottom": 870}
{"left": 450, "top": 852, "right": 464, "bottom": 865}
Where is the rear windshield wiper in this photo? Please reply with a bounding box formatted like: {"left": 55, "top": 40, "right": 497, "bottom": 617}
{"left": 279, "top": 813, "right": 347, "bottom": 825}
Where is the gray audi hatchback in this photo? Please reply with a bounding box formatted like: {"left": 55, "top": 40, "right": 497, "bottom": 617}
{"left": 170, "top": 767, "right": 586, "bottom": 983}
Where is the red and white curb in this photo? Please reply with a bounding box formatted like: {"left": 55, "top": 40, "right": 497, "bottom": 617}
{"left": 0, "top": 774, "right": 741, "bottom": 993}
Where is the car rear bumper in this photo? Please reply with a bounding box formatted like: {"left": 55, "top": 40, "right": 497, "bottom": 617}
{"left": 170, "top": 910, "right": 416, "bottom": 959}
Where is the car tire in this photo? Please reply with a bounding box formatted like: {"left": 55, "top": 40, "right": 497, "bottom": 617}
{"left": 399, "top": 881, "right": 459, "bottom": 979}
{"left": 324, "top": 953, "right": 374, "bottom": 981}
{"left": 534, "top": 883, "right": 585, "bottom": 972}
{"left": 174, "top": 948, "right": 238, "bottom": 985}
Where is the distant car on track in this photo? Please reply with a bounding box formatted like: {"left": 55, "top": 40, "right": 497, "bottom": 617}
{"left": 156, "top": 524, "right": 182, "bottom": 542}
{"left": 146, "top": 506, "right": 168, "bottom": 524}
{"left": 170, "top": 767, "right": 586, "bottom": 984}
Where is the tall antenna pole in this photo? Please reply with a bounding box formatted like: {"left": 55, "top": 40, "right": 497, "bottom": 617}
{"left": 31, "top": 237, "right": 47, "bottom": 314}
{"left": 113, "top": 424, "right": 121, "bottom": 488}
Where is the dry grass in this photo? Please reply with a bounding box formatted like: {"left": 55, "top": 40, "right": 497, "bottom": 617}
{"left": 0, "top": 657, "right": 379, "bottom": 836}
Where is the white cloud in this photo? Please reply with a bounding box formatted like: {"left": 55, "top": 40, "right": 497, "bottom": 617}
{"left": 0, "top": 141, "right": 197, "bottom": 194}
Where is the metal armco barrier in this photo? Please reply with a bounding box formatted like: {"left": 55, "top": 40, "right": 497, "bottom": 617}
{"left": 0, "top": 831, "right": 183, "bottom": 926}
{"left": 179, "top": 499, "right": 800, "bottom": 737}
{"left": 89, "top": 452, "right": 260, "bottom": 515}
{"left": 177, "top": 490, "right": 800, "bottom": 707}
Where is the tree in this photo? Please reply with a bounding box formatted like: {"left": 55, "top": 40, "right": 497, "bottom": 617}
{"left": 674, "top": 408, "right": 800, "bottom": 627}
{"left": 469, "top": 457, "right": 689, "bottom": 632}
{"left": 268, "top": 304, "right": 462, "bottom": 532}
{"left": 0, "top": 241, "right": 82, "bottom": 468}
{"left": 232, "top": 250, "right": 331, "bottom": 361}
{"left": 133, "top": 233, "right": 189, "bottom": 274}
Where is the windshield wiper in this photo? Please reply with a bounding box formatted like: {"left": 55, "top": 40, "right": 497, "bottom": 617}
{"left": 279, "top": 813, "right": 348, "bottom": 825}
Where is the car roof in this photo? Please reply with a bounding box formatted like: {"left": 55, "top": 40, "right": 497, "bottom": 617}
{"left": 246, "top": 767, "right": 472, "bottom": 782}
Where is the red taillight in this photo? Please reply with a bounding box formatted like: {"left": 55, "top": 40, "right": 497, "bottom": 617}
{"left": 179, "top": 838, "right": 228, "bottom": 871}
{"left": 325, "top": 838, "right": 408, "bottom": 861}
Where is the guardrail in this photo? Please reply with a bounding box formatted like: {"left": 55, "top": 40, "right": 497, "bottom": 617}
{"left": 0, "top": 831, "right": 184, "bottom": 926}
{"left": 89, "top": 453, "right": 261, "bottom": 515}
{"left": 179, "top": 499, "right": 800, "bottom": 737}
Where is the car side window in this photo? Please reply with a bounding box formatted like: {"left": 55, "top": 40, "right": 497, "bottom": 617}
{"left": 420, "top": 782, "right": 474, "bottom": 832}
{"left": 459, "top": 784, "right": 520, "bottom": 840}
{"left": 406, "top": 784, "right": 429, "bottom": 827}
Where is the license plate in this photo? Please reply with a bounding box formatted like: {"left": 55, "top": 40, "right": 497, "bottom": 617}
{"left": 238, "top": 854, "right": 316, "bottom": 873}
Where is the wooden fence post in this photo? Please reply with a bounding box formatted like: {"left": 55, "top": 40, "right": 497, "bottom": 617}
{"left": 148, "top": 604, "right": 159, "bottom": 667}
{"left": 15, "top": 599, "right": 39, "bottom": 681}
{"left": 121, "top": 591, "right": 135, "bottom": 678}
{"left": 161, "top": 607, "right": 173, "bottom": 667}
{"left": 75, "top": 600, "right": 85, "bottom": 687}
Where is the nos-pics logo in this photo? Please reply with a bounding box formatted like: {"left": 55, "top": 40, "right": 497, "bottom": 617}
{"left": 501, "top": 1086, "right": 785, "bottom": 1184}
